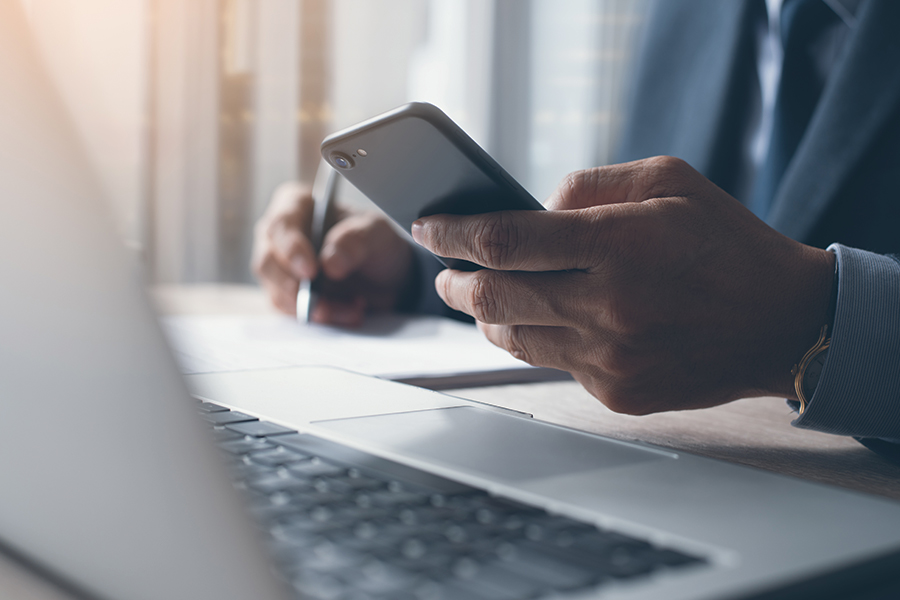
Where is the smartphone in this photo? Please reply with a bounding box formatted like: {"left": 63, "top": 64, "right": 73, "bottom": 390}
{"left": 320, "top": 102, "right": 544, "bottom": 270}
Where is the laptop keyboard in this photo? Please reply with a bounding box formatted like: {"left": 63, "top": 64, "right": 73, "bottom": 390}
{"left": 198, "top": 401, "right": 707, "bottom": 600}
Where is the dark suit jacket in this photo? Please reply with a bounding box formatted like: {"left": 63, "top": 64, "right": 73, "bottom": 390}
{"left": 616, "top": 0, "right": 900, "bottom": 256}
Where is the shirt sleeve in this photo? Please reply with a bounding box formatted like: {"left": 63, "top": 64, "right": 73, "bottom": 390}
{"left": 790, "top": 244, "right": 900, "bottom": 439}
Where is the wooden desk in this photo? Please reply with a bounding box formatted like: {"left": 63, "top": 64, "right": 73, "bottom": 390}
{"left": 154, "top": 284, "right": 900, "bottom": 501}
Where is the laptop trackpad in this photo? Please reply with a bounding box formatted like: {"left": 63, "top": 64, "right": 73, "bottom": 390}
{"left": 315, "top": 406, "right": 671, "bottom": 483}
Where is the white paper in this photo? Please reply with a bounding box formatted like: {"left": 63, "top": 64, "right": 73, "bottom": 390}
{"left": 160, "top": 314, "right": 553, "bottom": 386}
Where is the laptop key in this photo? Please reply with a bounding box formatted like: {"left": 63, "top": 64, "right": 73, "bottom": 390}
{"left": 362, "top": 488, "right": 431, "bottom": 508}
{"left": 291, "top": 489, "right": 348, "bottom": 508}
{"left": 202, "top": 410, "right": 258, "bottom": 425}
{"left": 529, "top": 533, "right": 661, "bottom": 580}
{"left": 322, "top": 475, "right": 385, "bottom": 494}
{"left": 562, "top": 533, "right": 662, "bottom": 578}
{"left": 414, "top": 580, "right": 509, "bottom": 600}
{"left": 344, "top": 593, "right": 419, "bottom": 600}
{"left": 211, "top": 427, "right": 245, "bottom": 442}
{"left": 249, "top": 499, "right": 301, "bottom": 523}
{"left": 287, "top": 458, "right": 347, "bottom": 479}
{"left": 269, "top": 525, "right": 324, "bottom": 549}
{"left": 451, "top": 560, "right": 545, "bottom": 600}
{"left": 218, "top": 437, "right": 274, "bottom": 455}
{"left": 233, "top": 453, "right": 280, "bottom": 475}
{"left": 654, "top": 548, "right": 704, "bottom": 567}
{"left": 246, "top": 471, "right": 313, "bottom": 494}
{"left": 197, "top": 401, "right": 229, "bottom": 412}
{"left": 248, "top": 445, "right": 311, "bottom": 466}
{"left": 449, "top": 579, "right": 533, "bottom": 600}
{"left": 523, "top": 516, "right": 596, "bottom": 543}
{"left": 226, "top": 420, "right": 296, "bottom": 437}
{"left": 345, "top": 560, "right": 424, "bottom": 596}
{"left": 549, "top": 538, "right": 656, "bottom": 580}
{"left": 603, "top": 550, "right": 657, "bottom": 579}
{"left": 300, "top": 542, "right": 369, "bottom": 574}
{"left": 378, "top": 552, "right": 456, "bottom": 578}
{"left": 292, "top": 571, "right": 345, "bottom": 600}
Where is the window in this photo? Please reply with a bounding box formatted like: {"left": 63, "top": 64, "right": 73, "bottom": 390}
{"left": 24, "top": 0, "right": 647, "bottom": 284}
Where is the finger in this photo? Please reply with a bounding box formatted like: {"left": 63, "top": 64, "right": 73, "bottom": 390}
{"left": 255, "top": 254, "right": 300, "bottom": 315}
{"left": 412, "top": 209, "right": 607, "bottom": 272}
{"left": 479, "top": 322, "right": 631, "bottom": 410}
{"left": 544, "top": 156, "right": 697, "bottom": 211}
{"left": 318, "top": 215, "right": 375, "bottom": 280}
{"left": 269, "top": 214, "right": 317, "bottom": 280}
{"left": 267, "top": 182, "right": 311, "bottom": 212}
{"left": 478, "top": 322, "right": 585, "bottom": 372}
{"left": 545, "top": 165, "right": 639, "bottom": 211}
{"left": 262, "top": 184, "right": 317, "bottom": 279}
{"left": 319, "top": 213, "right": 393, "bottom": 281}
{"left": 435, "top": 268, "right": 581, "bottom": 326}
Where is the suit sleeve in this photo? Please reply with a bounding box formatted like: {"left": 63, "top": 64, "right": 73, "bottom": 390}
{"left": 790, "top": 244, "right": 900, "bottom": 441}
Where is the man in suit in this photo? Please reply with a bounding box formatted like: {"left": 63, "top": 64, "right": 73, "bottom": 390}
{"left": 253, "top": 0, "right": 900, "bottom": 448}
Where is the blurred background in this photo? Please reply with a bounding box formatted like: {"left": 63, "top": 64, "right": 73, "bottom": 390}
{"left": 20, "top": 0, "right": 648, "bottom": 284}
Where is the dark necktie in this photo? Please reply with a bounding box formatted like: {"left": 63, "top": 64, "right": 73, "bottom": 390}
{"left": 750, "top": 0, "right": 839, "bottom": 219}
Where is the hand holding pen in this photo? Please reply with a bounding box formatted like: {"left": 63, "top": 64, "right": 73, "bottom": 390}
{"left": 252, "top": 164, "right": 418, "bottom": 327}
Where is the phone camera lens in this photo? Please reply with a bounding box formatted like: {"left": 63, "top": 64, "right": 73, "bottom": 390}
{"left": 332, "top": 153, "right": 354, "bottom": 169}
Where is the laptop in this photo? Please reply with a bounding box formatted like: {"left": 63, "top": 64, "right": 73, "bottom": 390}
{"left": 3, "top": 2, "right": 900, "bottom": 599}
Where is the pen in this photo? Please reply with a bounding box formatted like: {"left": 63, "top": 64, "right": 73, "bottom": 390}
{"left": 297, "top": 162, "right": 339, "bottom": 322}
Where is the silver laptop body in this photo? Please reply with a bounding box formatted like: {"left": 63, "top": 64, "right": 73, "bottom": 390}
{"left": 3, "top": 1, "right": 900, "bottom": 598}
{"left": 0, "top": 2, "right": 290, "bottom": 599}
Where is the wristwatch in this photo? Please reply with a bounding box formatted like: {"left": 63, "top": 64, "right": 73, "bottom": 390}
{"left": 791, "top": 255, "right": 839, "bottom": 415}
{"left": 792, "top": 326, "right": 830, "bottom": 414}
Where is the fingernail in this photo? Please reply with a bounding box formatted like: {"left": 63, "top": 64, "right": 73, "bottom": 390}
{"left": 411, "top": 220, "right": 424, "bottom": 245}
{"left": 291, "top": 256, "right": 313, "bottom": 280}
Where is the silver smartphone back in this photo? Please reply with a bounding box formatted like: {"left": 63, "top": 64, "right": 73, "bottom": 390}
{"left": 321, "top": 102, "right": 544, "bottom": 271}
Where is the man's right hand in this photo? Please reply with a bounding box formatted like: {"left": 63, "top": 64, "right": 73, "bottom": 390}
{"left": 412, "top": 157, "right": 835, "bottom": 415}
{"left": 252, "top": 182, "right": 415, "bottom": 327}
